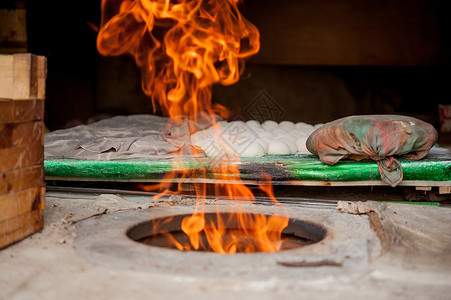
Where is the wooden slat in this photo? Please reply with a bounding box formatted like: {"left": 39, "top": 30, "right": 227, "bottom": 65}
{"left": 0, "top": 165, "right": 43, "bottom": 196}
{"left": 0, "top": 187, "right": 44, "bottom": 223}
{"left": 0, "top": 55, "right": 14, "bottom": 96}
{"left": 44, "top": 176, "right": 451, "bottom": 189}
{"left": 0, "top": 121, "right": 43, "bottom": 148}
{"left": 12, "top": 54, "right": 32, "bottom": 99}
{"left": 0, "top": 99, "right": 45, "bottom": 124}
{"left": 36, "top": 56, "right": 47, "bottom": 100}
{"left": 439, "top": 186, "right": 451, "bottom": 194}
{"left": 0, "top": 208, "right": 44, "bottom": 249}
{"left": 0, "top": 143, "right": 43, "bottom": 173}
{"left": 0, "top": 54, "right": 47, "bottom": 100}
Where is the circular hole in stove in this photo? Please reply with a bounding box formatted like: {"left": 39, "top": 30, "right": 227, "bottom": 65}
{"left": 127, "top": 212, "right": 327, "bottom": 253}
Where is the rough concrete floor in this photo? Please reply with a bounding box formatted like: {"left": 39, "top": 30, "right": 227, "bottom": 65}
{"left": 1, "top": 191, "right": 451, "bottom": 300}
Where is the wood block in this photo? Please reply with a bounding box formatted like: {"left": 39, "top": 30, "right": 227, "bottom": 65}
{"left": 0, "top": 121, "right": 43, "bottom": 148}
{"left": 416, "top": 186, "right": 432, "bottom": 191}
{"left": 439, "top": 186, "right": 451, "bottom": 194}
{"left": 0, "top": 54, "right": 47, "bottom": 100}
{"left": 0, "top": 144, "right": 43, "bottom": 174}
{"left": 0, "top": 166, "right": 43, "bottom": 196}
{"left": 0, "top": 208, "right": 44, "bottom": 249}
{"left": 0, "top": 54, "right": 46, "bottom": 249}
{"left": 0, "top": 99, "right": 45, "bottom": 124}
{"left": 0, "top": 187, "right": 44, "bottom": 223}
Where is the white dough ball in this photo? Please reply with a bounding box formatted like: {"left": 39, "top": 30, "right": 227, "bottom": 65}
{"left": 190, "top": 131, "right": 210, "bottom": 146}
{"left": 231, "top": 120, "right": 245, "bottom": 127}
{"left": 207, "top": 125, "right": 222, "bottom": 137}
{"left": 268, "top": 140, "right": 291, "bottom": 155}
{"left": 198, "top": 139, "right": 217, "bottom": 154}
{"left": 203, "top": 144, "right": 220, "bottom": 157}
{"left": 262, "top": 120, "right": 278, "bottom": 131}
{"left": 279, "top": 121, "right": 295, "bottom": 130}
{"left": 254, "top": 138, "right": 269, "bottom": 153}
{"left": 271, "top": 128, "right": 288, "bottom": 137}
{"left": 295, "top": 122, "right": 314, "bottom": 131}
{"left": 295, "top": 137, "right": 309, "bottom": 152}
{"left": 278, "top": 138, "right": 297, "bottom": 153}
{"left": 314, "top": 123, "right": 324, "bottom": 129}
{"left": 280, "top": 132, "right": 296, "bottom": 141}
{"left": 250, "top": 126, "right": 265, "bottom": 136}
{"left": 245, "top": 120, "right": 261, "bottom": 129}
{"left": 258, "top": 130, "right": 271, "bottom": 138}
{"left": 216, "top": 121, "right": 228, "bottom": 127}
{"left": 260, "top": 135, "right": 273, "bottom": 144}
{"left": 291, "top": 129, "right": 308, "bottom": 138}
{"left": 303, "top": 127, "right": 316, "bottom": 135}
{"left": 240, "top": 142, "right": 265, "bottom": 157}
{"left": 295, "top": 122, "right": 310, "bottom": 128}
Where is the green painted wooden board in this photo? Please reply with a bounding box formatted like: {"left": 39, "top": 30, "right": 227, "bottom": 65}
{"left": 44, "top": 153, "right": 451, "bottom": 184}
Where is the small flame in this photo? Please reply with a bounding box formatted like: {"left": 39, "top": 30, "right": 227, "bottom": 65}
{"left": 98, "top": 0, "right": 288, "bottom": 253}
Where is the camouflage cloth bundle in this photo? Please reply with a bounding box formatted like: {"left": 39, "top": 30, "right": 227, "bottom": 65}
{"left": 306, "top": 115, "right": 438, "bottom": 186}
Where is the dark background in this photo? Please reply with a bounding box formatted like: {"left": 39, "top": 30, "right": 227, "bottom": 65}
{"left": 4, "top": 0, "right": 449, "bottom": 130}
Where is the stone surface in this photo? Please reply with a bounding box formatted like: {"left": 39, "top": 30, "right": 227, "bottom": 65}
{"left": 0, "top": 192, "right": 450, "bottom": 299}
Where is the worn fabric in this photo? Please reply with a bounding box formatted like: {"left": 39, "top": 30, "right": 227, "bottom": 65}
{"left": 44, "top": 114, "right": 221, "bottom": 160}
{"left": 44, "top": 115, "right": 182, "bottom": 160}
{"left": 306, "top": 115, "right": 438, "bottom": 186}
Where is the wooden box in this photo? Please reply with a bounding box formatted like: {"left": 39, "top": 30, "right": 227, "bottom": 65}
{"left": 0, "top": 54, "right": 47, "bottom": 249}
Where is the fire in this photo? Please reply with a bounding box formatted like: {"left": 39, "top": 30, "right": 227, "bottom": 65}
{"left": 97, "top": 0, "right": 289, "bottom": 253}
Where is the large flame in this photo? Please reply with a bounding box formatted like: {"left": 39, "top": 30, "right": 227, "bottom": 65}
{"left": 97, "top": 0, "right": 289, "bottom": 253}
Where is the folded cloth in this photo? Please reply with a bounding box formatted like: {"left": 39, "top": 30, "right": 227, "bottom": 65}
{"left": 44, "top": 115, "right": 182, "bottom": 160}
{"left": 306, "top": 115, "right": 438, "bottom": 186}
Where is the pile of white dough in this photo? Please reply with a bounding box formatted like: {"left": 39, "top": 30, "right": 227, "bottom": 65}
{"left": 190, "top": 120, "right": 323, "bottom": 158}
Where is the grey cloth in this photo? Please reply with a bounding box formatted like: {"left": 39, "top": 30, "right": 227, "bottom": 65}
{"left": 44, "top": 115, "right": 184, "bottom": 160}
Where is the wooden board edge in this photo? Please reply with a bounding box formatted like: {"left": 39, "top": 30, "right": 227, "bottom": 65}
{"left": 44, "top": 176, "right": 451, "bottom": 187}
{"left": 0, "top": 165, "right": 44, "bottom": 196}
{"left": 0, "top": 143, "right": 43, "bottom": 173}
{"left": 0, "top": 187, "right": 44, "bottom": 223}
{"left": 0, "top": 208, "right": 43, "bottom": 249}
{"left": 0, "top": 54, "right": 47, "bottom": 100}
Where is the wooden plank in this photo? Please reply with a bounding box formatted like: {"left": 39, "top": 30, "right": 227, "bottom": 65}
{"left": 439, "top": 186, "right": 451, "bottom": 194}
{"left": 36, "top": 56, "right": 47, "bottom": 100}
{"left": 12, "top": 54, "right": 33, "bottom": 99}
{"left": 0, "top": 54, "right": 47, "bottom": 100}
{"left": 0, "top": 55, "right": 14, "bottom": 98}
{"left": 0, "top": 143, "right": 43, "bottom": 173}
{"left": 416, "top": 186, "right": 433, "bottom": 191}
{"left": 0, "top": 187, "right": 43, "bottom": 223}
{"left": 0, "top": 209, "right": 44, "bottom": 249}
{"left": 0, "top": 99, "right": 45, "bottom": 123}
{"left": 0, "top": 165, "right": 43, "bottom": 196}
{"left": 44, "top": 176, "right": 451, "bottom": 189}
{"left": 0, "top": 121, "right": 43, "bottom": 148}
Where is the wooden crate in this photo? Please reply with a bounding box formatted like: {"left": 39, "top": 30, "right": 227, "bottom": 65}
{"left": 0, "top": 54, "right": 46, "bottom": 249}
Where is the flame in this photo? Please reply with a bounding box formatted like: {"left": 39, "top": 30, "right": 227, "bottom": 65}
{"left": 98, "top": 0, "right": 289, "bottom": 253}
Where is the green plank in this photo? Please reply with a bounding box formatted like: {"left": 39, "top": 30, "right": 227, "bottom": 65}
{"left": 44, "top": 153, "right": 451, "bottom": 182}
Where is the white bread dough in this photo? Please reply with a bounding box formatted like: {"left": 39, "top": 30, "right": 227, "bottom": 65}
{"left": 190, "top": 119, "right": 316, "bottom": 157}
{"left": 295, "top": 137, "right": 309, "bottom": 152}
{"left": 240, "top": 142, "right": 265, "bottom": 157}
{"left": 267, "top": 140, "right": 291, "bottom": 155}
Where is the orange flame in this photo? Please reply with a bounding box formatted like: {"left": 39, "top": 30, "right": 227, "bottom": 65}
{"left": 98, "top": 0, "right": 289, "bottom": 253}
{"left": 98, "top": 0, "right": 259, "bottom": 123}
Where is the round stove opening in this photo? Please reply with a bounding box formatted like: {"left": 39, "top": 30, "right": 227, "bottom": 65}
{"left": 127, "top": 212, "right": 327, "bottom": 253}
